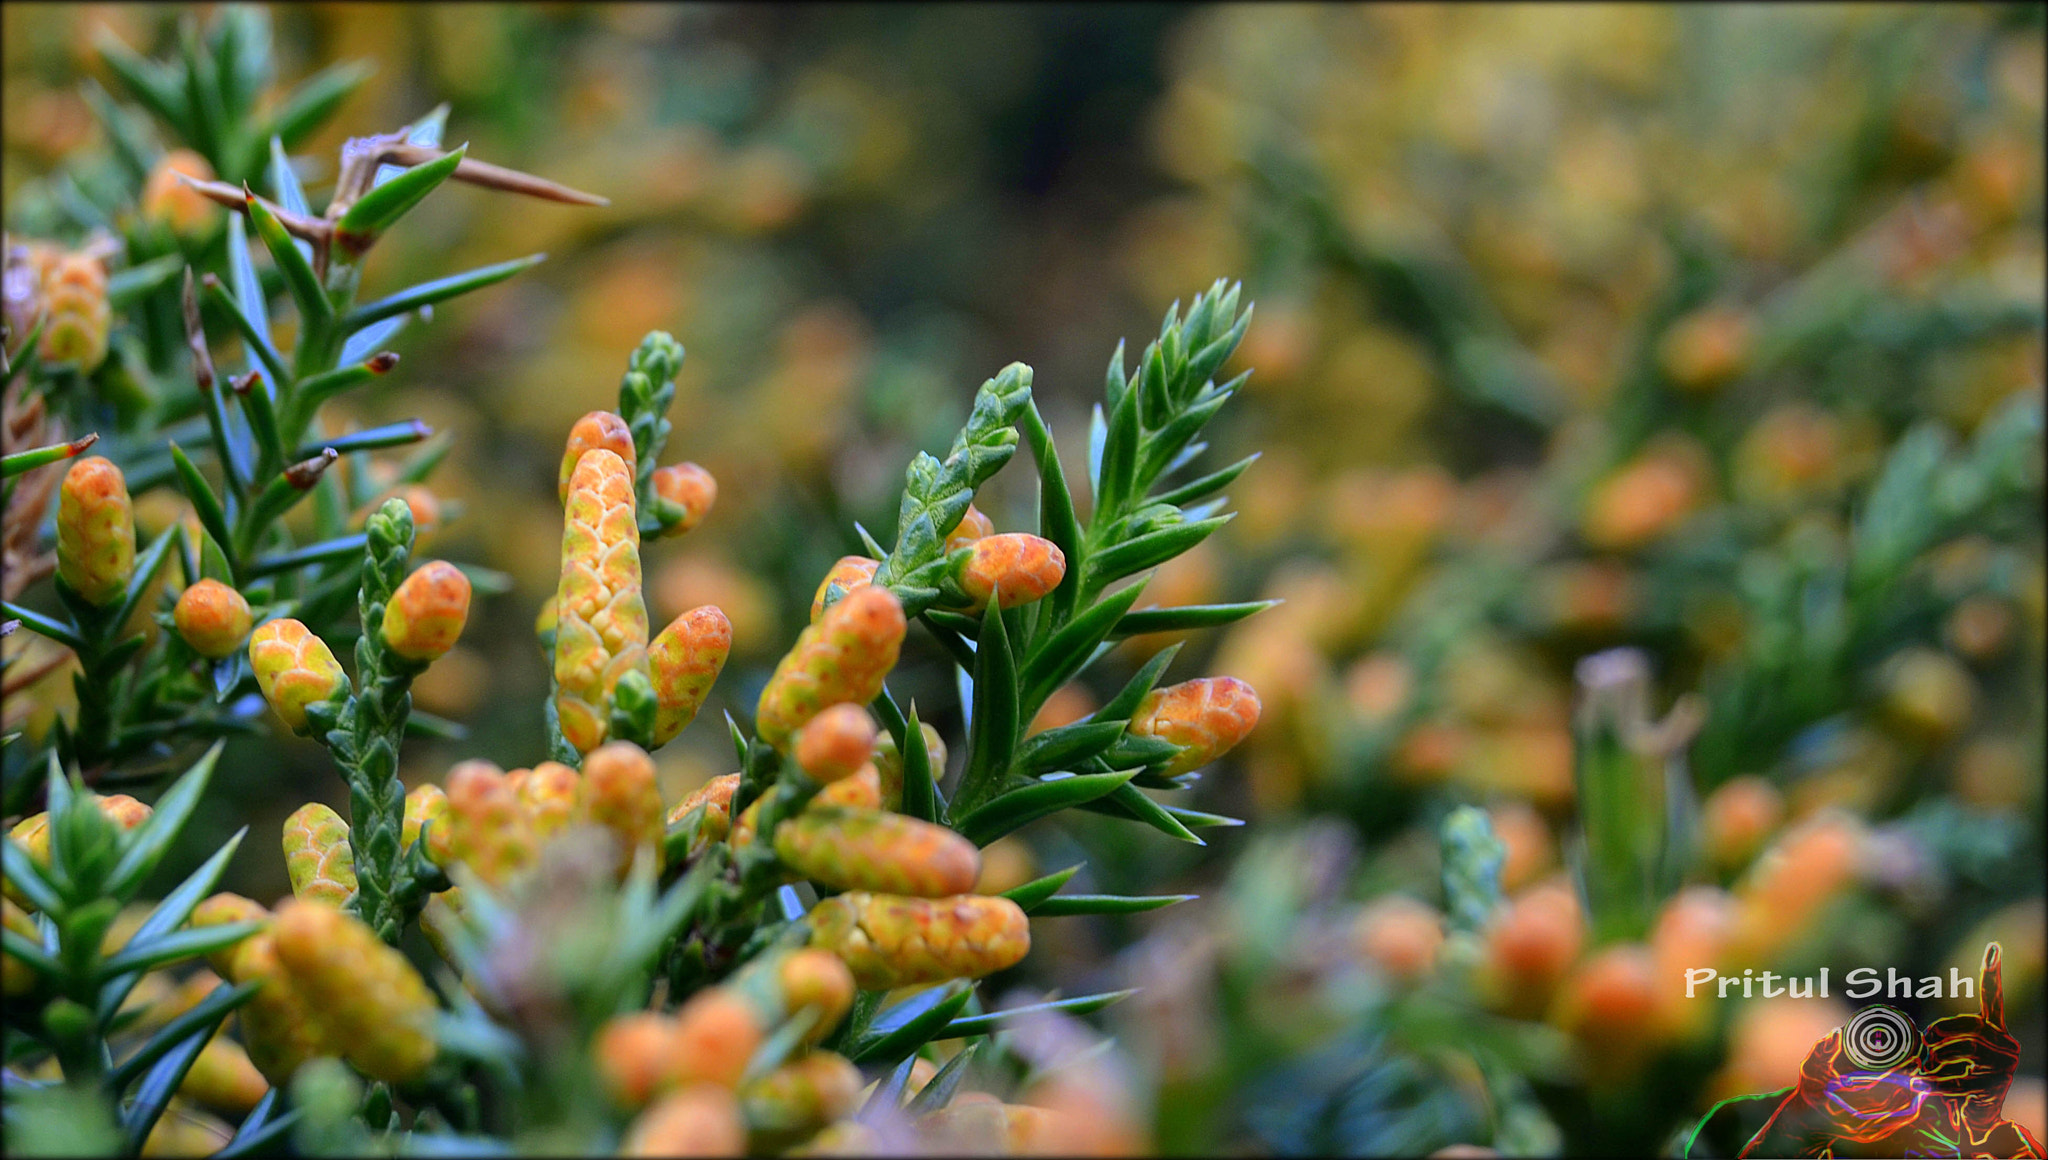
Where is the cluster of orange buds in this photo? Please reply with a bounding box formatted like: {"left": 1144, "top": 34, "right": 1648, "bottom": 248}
{"left": 809, "top": 556, "right": 879, "bottom": 623}
{"left": 953, "top": 532, "right": 1066, "bottom": 612}
{"left": 648, "top": 605, "right": 731, "bottom": 747}
{"left": 381, "top": 560, "right": 472, "bottom": 663}
{"left": 5, "top": 793, "right": 150, "bottom": 908}
{"left": 1129, "top": 676, "right": 1263, "bottom": 777}
{"left": 140, "top": 149, "right": 221, "bottom": 237}
{"left": 56, "top": 456, "right": 134, "bottom": 606}
{"left": 870, "top": 722, "right": 946, "bottom": 813}
{"left": 806, "top": 892, "right": 1030, "bottom": 990}
{"left": 595, "top": 988, "right": 763, "bottom": 1108}
{"left": 188, "top": 894, "right": 330, "bottom": 1084}
{"left": 270, "top": 899, "right": 439, "bottom": 1083}
{"left": 741, "top": 1051, "right": 864, "bottom": 1146}
{"left": 755, "top": 586, "right": 906, "bottom": 749}
{"left": 281, "top": 802, "right": 357, "bottom": 908}
{"left": 249, "top": 619, "right": 351, "bottom": 733}
{"left": 553, "top": 446, "right": 652, "bottom": 754}
{"left": 173, "top": 579, "right": 253, "bottom": 659}
{"left": 33, "top": 245, "right": 111, "bottom": 372}
{"left": 774, "top": 807, "right": 981, "bottom": 897}
{"left": 440, "top": 760, "right": 539, "bottom": 887}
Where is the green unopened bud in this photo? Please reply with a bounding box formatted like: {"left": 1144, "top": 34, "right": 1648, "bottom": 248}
{"left": 282, "top": 803, "right": 357, "bottom": 908}
{"left": 57, "top": 456, "right": 133, "bottom": 606}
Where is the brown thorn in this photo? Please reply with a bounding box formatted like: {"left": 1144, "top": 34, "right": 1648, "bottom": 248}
{"left": 181, "top": 268, "right": 216, "bottom": 393}
{"left": 285, "top": 447, "right": 341, "bottom": 489}
{"left": 382, "top": 143, "right": 610, "bottom": 207}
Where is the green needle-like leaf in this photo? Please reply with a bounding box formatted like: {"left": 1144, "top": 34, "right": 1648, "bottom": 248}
{"left": 335, "top": 144, "right": 467, "bottom": 256}
{"left": 99, "top": 920, "right": 261, "bottom": 979}
{"left": 954, "top": 770, "right": 1138, "bottom": 847}
{"left": 999, "top": 864, "right": 1082, "bottom": 911}
{"left": 108, "top": 978, "right": 260, "bottom": 1093}
{"left": 1110, "top": 600, "right": 1278, "bottom": 638}
{"left": 846, "top": 981, "right": 973, "bottom": 1066}
{"left": 106, "top": 741, "right": 224, "bottom": 897}
{"left": 935, "top": 990, "right": 1136, "bottom": 1039}
{"left": 245, "top": 192, "right": 330, "bottom": 335}
{"left": 1029, "top": 893, "right": 1194, "bottom": 917}
{"left": 168, "top": 443, "right": 236, "bottom": 580}
{"left": 956, "top": 600, "right": 1020, "bottom": 814}
{"left": 264, "top": 60, "right": 373, "bottom": 149}
{"left": 341, "top": 254, "right": 547, "bottom": 333}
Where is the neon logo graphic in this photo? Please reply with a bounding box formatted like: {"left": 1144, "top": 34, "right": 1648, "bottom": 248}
{"left": 1686, "top": 943, "right": 2043, "bottom": 1158}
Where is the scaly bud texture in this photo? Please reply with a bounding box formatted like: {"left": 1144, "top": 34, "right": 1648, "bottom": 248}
{"left": 806, "top": 892, "right": 1030, "bottom": 990}
{"left": 651, "top": 463, "right": 717, "bottom": 538}
{"left": 174, "top": 579, "right": 253, "bottom": 659}
{"left": 282, "top": 802, "right": 358, "bottom": 908}
{"left": 957, "top": 532, "right": 1066, "bottom": 612}
{"left": 1129, "top": 676, "right": 1262, "bottom": 777}
{"left": 579, "top": 742, "right": 665, "bottom": 871}
{"left": 944, "top": 503, "right": 995, "bottom": 553}
{"left": 38, "top": 251, "right": 110, "bottom": 372}
{"left": 755, "top": 586, "right": 906, "bottom": 749}
{"left": 558, "top": 411, "right": 636, "bottom": 503}
{"left": 515, "top": 761, "right": 580, "bottom": 839}
{"left": 553, "top": 448, "right": 651, "bottom": 754}
{"left": 814, "top": 767, "right": 882, "bottom": 811}
{"left": 249, "top": 619, "right": 350, "bottom": 733}
{"left": 793, "top": 703, "right": 878, "bottom": 784}
{"left": 809, "top": 556, "right": 879, "bottom": 623}
{"left": 649, "top": 606, "right": 731, "bottom": 746}
{"left": 56, "top": 456, "right": 134, "bottom": 606}
{"left": 444, "top": 761, "right": 536, "bottom": 886}
{"left": 270, "top": 899, "right": 438, "bottom": 1083}
{"left": 381, "top": 560, "right": 472, "bottom": 662}
{"left": 775, "top": 807, "right": 981, "bottom": 897}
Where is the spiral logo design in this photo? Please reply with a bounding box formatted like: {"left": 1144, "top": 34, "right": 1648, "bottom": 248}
{"left": 1844, "top": 1004, "right": 1919, "bottom": 1071}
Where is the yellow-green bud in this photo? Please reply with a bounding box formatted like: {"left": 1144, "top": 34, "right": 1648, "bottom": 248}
{"left": 381, "top": 561, "right": 471, "bottom": 662}
{"left": 514, "top": 761, "right": 580, "bottom": 839}
{"left": 774, "top": 807, "right": 980, "bottom": 897}
{"left": 249, "top": 619, "right": 350, "bottom": 733}
{"left": 807, "top": 892, "right": 1030, "bottom": 990}
{"left": 173, "top": 579, "right": 253, "bottom": 659}
{"left": 553, "top": 447, "right": 650, "bottom": 754}
{"left": 756, "top": 586, "right": 905, "bottom": 749}
{"left": 557, "top": 411, "right": 636, "bottom": 504}
{"left": 281, "top": 803, "right": 357, "bottom": 908}
{"left": 649, "top": 605, "right": 731, "bottom": 747}
{"left": 270, "top": 899, "right": 438, "bottom": 1084}
{"left": 57, "top": 456, "right": 133, "bottom": 606}
{"left": 443, "top": 761, "right": 535, "bottom": 886}
{"left": 741, "top": 1052, "right": 863, "bottom": 1144}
